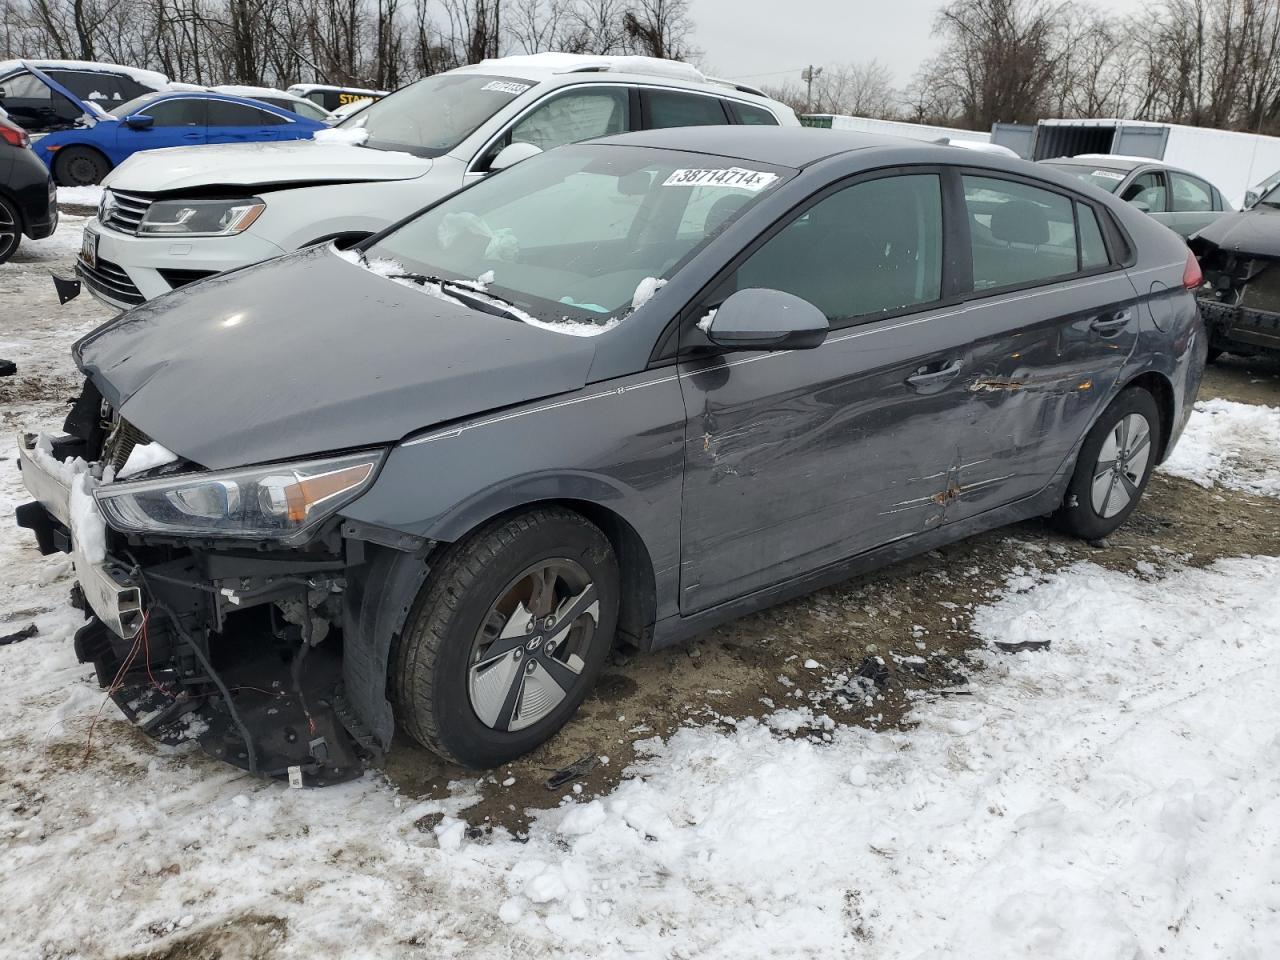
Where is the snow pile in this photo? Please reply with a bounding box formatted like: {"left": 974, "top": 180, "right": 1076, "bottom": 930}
{"left": 1160, "top": 398, "right": 1280, "bottom": 498}
{"left": 4, "top": 538, "right": 1278, "bottom": 956}
{"left": 57, "top": 185, "right": 103, "bottom": 208}
{"left": 117, "top": 441, "right": 179, "bottom": 479}
{"left": 312, "top": 126, "right": 369, "bottom": 145}
{"left": 630, "top": 276, "right": 667, "bottom": 309}
{"left": 67, "top": 472, "right": 108, "bottom": 563}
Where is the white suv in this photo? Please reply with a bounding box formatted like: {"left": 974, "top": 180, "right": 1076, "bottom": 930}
{"left": 75, "top": 53, "right": 797, "bottom": 308}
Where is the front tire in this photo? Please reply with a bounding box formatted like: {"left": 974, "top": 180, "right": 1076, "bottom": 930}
{"left": 0, "top": 195, "right": 21, "bottom": 264}
{"left": 54, "top": 146, "right": 111, "bottom": 186}
{"left": 1052, "top": 388, "right": 1161, "bottom": 540}
{"left": 391, "top": 508, "right": 619, "bottom": 768}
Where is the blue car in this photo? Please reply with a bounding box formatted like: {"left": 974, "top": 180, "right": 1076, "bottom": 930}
{"left": 28, "top": 67, "right": 327, "bottom": 186}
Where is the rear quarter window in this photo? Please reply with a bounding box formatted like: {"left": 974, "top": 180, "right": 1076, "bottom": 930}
{"left": 731, "top": 102, "right": 779, "bottom": 125}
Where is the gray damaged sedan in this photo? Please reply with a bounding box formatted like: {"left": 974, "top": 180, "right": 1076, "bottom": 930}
{"left": 15, "top": 127, "right": 1207, "bottom": 782}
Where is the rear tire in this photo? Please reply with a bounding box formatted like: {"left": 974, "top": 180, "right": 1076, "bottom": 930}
{"left": 391, "top": 507, "right": 619, "bottom": 768}
{"left": 54, "top": 146, "right": 111, "bottom": 187}
{"left": 0, "top": 194, "right": 21, "bottom": 264}
{"left": 1052, "top": 388, "right": 1161, "bottom": 541}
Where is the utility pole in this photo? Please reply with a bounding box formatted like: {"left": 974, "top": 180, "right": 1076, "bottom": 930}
{"left": 801, "top": 65, "right": 823, "bottom": 112}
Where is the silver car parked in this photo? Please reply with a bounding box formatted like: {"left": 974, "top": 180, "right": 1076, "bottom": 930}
{"left": 1040, "top": 155, "right": 1232, "bottom": 238}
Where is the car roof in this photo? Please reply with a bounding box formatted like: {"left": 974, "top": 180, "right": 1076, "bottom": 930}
{"left": 591, "top": 125, "right": 961, "bottom": 169}
{"left": 125, "top": 89, "right": 299, "bottom": 115}
{"left": 0, "top": 58, "right": 169, "bottom": 89}
{"left": 448, "top": 52, "right": 781, "bottom": 107}
{"left": 1042, "top": 154, "right": 1216, "bottom": 182}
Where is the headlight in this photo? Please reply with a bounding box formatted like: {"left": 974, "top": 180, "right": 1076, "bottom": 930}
{"left": 94, "top": 450, "right": 384, "bottom": 541}
{"left": 137, "top": 197, "right": 266, "bottom": 237}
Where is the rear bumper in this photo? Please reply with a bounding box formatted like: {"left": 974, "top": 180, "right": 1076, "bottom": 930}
{"left": 1198, "top": 298, "right": 1280, "bottom": 354}
{"left": 15, "top": 433, "right": 143, "bottom": 639}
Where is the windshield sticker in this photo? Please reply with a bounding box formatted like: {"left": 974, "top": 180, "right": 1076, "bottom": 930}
{"left": 482, "top": 80, "right": 532, "bottom": 96}
{"left": 663, "top": 168, "right": 780, "bottom": 191}
{"left": 1091, "top": 170, "right": 1126, "bottom": 181}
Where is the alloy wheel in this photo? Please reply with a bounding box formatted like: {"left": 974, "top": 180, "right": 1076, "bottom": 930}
{"left": 0, "top": 201, "right": 18, "bottom": 262}
{"left": 1091, "top": 412, "right": 1153, "bottom": 518}
{"left": 467, "top": 559, "right": 599, "bottom": 732}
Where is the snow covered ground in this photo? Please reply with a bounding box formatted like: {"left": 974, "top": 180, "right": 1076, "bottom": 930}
{"left": 1, "top": 220, "right": 1278, "bottom": 958}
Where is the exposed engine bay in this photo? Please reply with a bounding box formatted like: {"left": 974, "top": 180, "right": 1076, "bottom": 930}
{"left": 15, "top": 381, "right": 432, "bottom": 786}
{"left": 1191, "top": 232, "right": 1280, "bottom": 357}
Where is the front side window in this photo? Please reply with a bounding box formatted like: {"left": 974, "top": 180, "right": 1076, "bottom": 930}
{"left": 485, "top": 87, "right": 629, "bottom": 165}
{"left": 342, "top": 73, "right": 538, "bottom": 158}
{"left": 645, "top": 90, "right": 728, "bottom": 128}
{"left": 1170, "top": 172, "right": 1213, "bottom": 212}
{"left": 361, "top": 144, "right": 791, "bottom": 331}
{"left": 1120, "top": 171, "right": 1166, "bottom": 211}
{"left": 715, "top": 174, "right": 943, "bottom": 322}
{"left": 964, "top": 176, "right": 1078, "bottom": 290}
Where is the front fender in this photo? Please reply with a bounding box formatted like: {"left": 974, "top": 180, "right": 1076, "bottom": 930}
{"left": 339, "top": 369, "right": 687, "bottom": 621}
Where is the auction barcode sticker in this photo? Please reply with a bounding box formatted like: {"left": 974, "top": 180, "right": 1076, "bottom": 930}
{"left": 663, "top": 168, "right": 779, "bottom": 191}
{"left": 1091, "top": 169, "right": 1126, "bottom": 181}
{"left": 482, "top": 80, "right": 532, "bottom": 95}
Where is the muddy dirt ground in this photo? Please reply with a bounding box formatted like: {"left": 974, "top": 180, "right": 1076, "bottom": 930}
{"left": 5, "top": 223, "right": 1278, "bottom": 836}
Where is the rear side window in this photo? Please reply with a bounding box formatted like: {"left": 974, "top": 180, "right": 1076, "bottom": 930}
{"left": 143, "top": 98, "right": 207, "bottom": 126}
{"left": 722, "top": 173, "right": 943, "bottom": 322}
{"left": 963, "top": 176, "right": 1078, "bottom": 291}
{"left": 732, "top": 102, "right": 779, "bottom": 126}
{"left": 1170, "top": 172, "right": 1213, "bottom": 212}
{"left": 645, "top": 90, "right": 729, "bottom": 128}
{"left": 208, "top": 100, "right": 284, "bottom": 125}
{"left": 1077, "top": 203, "right": 1110, "bottom": 270}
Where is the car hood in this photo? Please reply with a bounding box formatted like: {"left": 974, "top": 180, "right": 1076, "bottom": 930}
{"left": 72, "top": 246, "right": 599, "bottom": 470}
{"left": 1192, "top": 206, "right": 1280, "bottom": 257}
{"left": 104, "top": 139, "right": 433, "bottom": 192}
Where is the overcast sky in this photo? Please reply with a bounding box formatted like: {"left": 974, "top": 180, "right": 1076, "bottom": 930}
{"left": 691, "top": 0, "right": 1144, "bottom": 88}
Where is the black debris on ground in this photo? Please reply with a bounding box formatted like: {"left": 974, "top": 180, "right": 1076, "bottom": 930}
{"left": 545, "top": 754, "right": 598, "bottom": 790}
{"left": 0, "top": 623, "right": 38, "bottom": 646}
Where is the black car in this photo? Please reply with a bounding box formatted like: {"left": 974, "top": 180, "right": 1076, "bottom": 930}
{"left": 15, "top": 128, "right": 1206, "bottom": 783}
{"left": 1190, "top": 196, "right": 1280, "bottom": 359}
{"left": 0, "top": 112, "right": 57, "bottom": 264}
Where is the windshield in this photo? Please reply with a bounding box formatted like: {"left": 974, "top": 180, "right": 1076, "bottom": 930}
{"left": 359, "top": 144, "right": 792, "bottom": 333}
{"left": 1043, "top": 162, "right": 1128, "bottom": 193}
{"left": 1256, "top": 170, "right": 1280, "bottom": 206}
{"left": 338, "top": 73, "right": 535, "bottom": 157}
{"left": 112, "top": 92, "right": 164, "bottom": 118}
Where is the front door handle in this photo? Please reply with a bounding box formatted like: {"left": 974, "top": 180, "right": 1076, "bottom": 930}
{"left": 1090, "top": 309, "right": 1132, "bottom": 334}
{"left": 906, "top": 359, "right": 964, "bottom": 394}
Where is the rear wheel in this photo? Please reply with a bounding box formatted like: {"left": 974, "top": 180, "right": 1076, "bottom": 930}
{"left": 0, "top": 195, "right": 21, "bottom": 264}
{"left": 54, "top": 146, "right": 111, "bottom": 186}
{"left": 1052, "top": 388, "right": 1161, "bottom": 540}
{"left": 391, "top": 508, "right": 619, "bottom": 768}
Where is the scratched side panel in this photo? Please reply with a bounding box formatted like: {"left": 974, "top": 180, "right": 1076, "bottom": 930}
{"left": 340, "top": 371, "right": 689, "bottom": 621}
{"left": 675, "top": 309, "right": 981, "bottom": 616}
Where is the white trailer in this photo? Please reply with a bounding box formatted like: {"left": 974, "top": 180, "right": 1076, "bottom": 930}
{"left": 1015, "top": 118, "right": 1280, "bottom": 207}
{"left": 802, "top": 113, "right": 993, "bottom": 146}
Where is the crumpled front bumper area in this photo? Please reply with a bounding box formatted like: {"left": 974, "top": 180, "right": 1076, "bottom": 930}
{"left": 1193, "top": 243, "right": 1280, "bottom": 355}
{"left": 14, "top": 430, "right": 370, "bottom": 786}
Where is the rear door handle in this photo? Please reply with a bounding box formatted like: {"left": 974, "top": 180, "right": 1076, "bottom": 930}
{"left": 1090, "top": 309, "right": 1132, "bottom": 334}
{"left": 906, "top": 359, "right": 964, "bottom": 393}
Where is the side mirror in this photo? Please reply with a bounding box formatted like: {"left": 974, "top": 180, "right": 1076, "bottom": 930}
{"left": 124, "top": 113, "right": 154, "bottom": 130}
{"left": 489, "top": 140, "right": 542, "bottom": 172}
{"left": 704, "top": 288, "right": 829, "bottom": 351}
{"left": 1244, "top": 190, "right": 1260, "bottom": 209}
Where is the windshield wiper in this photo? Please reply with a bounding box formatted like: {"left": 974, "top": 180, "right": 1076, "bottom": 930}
{"left": 386, "top": 273, "right": 529, "bottom": 324}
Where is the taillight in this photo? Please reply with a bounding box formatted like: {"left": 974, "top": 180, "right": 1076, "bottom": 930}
{"left": 0, "top": 124, "right": 30, "bottom": 148}
{"left": 1183, "top": 248, "right": 1203, "bottom": 290}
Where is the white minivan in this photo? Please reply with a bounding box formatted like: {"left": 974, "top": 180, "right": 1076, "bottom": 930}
{"left": 75, "top": 53, "right": 798, "bottom": 308}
